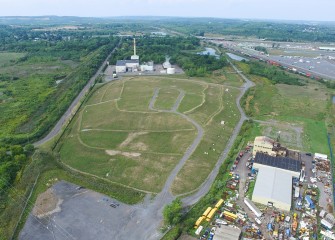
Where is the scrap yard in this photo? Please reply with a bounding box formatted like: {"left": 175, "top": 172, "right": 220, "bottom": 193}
{"left": 193, "top": 136, "right": 335, "bottom": 240}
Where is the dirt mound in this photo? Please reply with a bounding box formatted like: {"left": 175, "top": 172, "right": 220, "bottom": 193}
{"left": 32, "top": 188, "right": 63, "bottom": 218}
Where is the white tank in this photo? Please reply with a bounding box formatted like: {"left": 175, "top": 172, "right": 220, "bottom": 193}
{"left": 167, "top": 68, "right": 175, "bottom": 74}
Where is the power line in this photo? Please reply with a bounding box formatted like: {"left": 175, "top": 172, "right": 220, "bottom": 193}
{"left": 0, "top": 177, "right": 75, "bottom": 240}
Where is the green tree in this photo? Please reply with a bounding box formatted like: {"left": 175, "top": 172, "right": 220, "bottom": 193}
{"left": 24, "top": 144, "right": 35, "bottom": 153}
{"left": 163, "top": 198, "right": 183, "bottom": 226}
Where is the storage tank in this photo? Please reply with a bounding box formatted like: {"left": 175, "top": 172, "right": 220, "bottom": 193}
{"left": 167, "top": 68, "right": 175, "bottom": 74}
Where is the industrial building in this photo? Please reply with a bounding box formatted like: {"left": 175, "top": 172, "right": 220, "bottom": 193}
{"left": 140, "top": 61, "right": 154, "bottom": 72}
{"left": 252, "top": 136, "right": 287, "bottom": 157}
{"left": 252, "top": 152, "right": 301, "bottom": 211}
{"left": 253, "top": 152, "right": 301, "bottom": 177}
{"left": 115, "top": 38, "right": 157, "bottom": 74}
{"left": 115, "top": 60, "right": 140, "bottom": 73}
{"left": 213, "top": 225, "right": 241, "bottom": 240}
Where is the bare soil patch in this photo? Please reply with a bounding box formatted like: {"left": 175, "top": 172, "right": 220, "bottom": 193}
{"left": 119, "top": 132, "right": 148, "bottom": 148}
{"left": 32, "top": 188, "right": 63, "bottom": 218}
{"left": 105, "top": 150, "right": 141, "bottom": 158}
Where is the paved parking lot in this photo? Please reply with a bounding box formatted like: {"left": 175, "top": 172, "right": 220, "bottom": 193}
{"left": 19, "top": 181, "right": 162, "bottom": 240}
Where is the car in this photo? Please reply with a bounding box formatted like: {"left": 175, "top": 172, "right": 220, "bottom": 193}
{"left": 306, "top": 152, "right": 312, "bottom": 156}
{"left": 76, "top": 186, "right": 85, "bottom": 190}
{"left": 109, "top": 203, "right": 117, "bottom": 208}
{"left": 202, "top": 229, "right": 209, "bottom": 238}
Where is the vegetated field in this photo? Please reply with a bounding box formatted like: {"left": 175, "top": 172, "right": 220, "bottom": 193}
{"left": 60, "top": 75, "right": 240, "bottom": 194}
{"left": 0, "top": 37, "right": 118, "bottom": 144}
{"left": 172, "top": 87, "right": 240, "bottom": 195}
{"left": 0, "top": 52, "right": 25, "bottom": 66}
{"left": 238, "top": 61, "right": 335, "bottom": 154}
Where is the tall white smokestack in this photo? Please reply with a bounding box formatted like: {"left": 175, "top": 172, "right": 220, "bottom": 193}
{"left": 134, "top": 38, "right": 136, "bottom": 56}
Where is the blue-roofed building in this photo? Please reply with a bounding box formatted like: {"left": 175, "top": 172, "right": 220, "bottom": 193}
{"left": 305, "top": 195, "right": 315, "bottom": 209}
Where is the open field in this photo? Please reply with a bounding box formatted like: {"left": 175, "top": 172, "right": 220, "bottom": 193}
{"left": 59, "top": 76, "right": 239, "bottom": 194}
{"left": 238, "top": 61, "right": 335, "bottom": 154}
{"left": 0, "top": 52, "right": 25, "bottom": 66}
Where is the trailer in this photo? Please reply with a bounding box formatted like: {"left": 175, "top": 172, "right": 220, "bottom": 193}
{"left": 244, "top": 198, "right": 262, "bottom": 218}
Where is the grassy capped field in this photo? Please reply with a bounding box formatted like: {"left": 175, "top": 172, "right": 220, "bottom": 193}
{"left": 60, "top": 75, "right": 240, "bottom": 194}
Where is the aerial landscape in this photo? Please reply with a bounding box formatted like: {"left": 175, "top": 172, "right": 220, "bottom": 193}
{"left": 1, "top": 1, "right": 335, "bottom": 240}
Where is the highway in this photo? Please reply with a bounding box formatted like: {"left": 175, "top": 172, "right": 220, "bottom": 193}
{"left": 34, "top": 41, "right": 120, "bottom": 147}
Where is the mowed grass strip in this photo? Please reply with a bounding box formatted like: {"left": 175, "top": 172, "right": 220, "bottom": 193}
{"left": 154, "top": 88, "right": 181, "bottom": 110}
{"left": 172, "top": 88, "right": 240, "bottom": 195}
{"left": 188, "top": 85, "right": 223, "bottom": 125}
{"left": 79, "top": 130, "right": 196, "bottom": 154}
{"left": 101, "top": 81, "right": 124, "bottom": 102}
{"left": 60, "top": 134, "right": 181, "bottom": 192}
{"left": 81, "top": 101, "right": 195, "bottom": 131}
{"left": 117, "top": 79, "right": 158, "bottom": 111}
{"left": 85, "top": 84, "right": 110, "bottom": 105}
{"left": 80, "top": 130, "right": 129, "bottom": 149}
{"left": 178, "top": 93, "right": 204, "bottom": 113}
{"left": 120, "top": 131, "right": 197, "bottom": 154}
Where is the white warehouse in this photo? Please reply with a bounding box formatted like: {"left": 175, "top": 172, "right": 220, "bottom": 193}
{"left": 252, "top": 152, "right": 301, "bottom": 212}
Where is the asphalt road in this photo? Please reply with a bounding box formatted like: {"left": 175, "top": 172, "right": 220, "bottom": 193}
{"left": 34, "top": 42, "right": 120, "bottom": 147}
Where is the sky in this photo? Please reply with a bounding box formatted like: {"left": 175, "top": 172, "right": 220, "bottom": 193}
{"left": 0, "top": 0, "right": 334, "bottom": 22}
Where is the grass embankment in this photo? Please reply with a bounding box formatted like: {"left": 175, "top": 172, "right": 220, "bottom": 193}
{"left": 238, "top": 61, "right": 334, "bottom": 154}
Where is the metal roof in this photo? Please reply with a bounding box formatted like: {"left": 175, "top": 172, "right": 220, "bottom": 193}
{"left": 116, "top": 60, "right": 139, "bottom": 66}
{"left": 213, "top": 225, "right": 241, "bottom": 240}
{"left": 254, "top": 152, "right": 301, "bottom": 172}
{"left": 253, "top": 167, "right": 293, "bottom": 208}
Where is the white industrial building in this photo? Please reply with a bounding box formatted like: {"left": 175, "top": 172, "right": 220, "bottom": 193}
{"left": 213, "top": 225, "right": 241, "bottom": 240}
{"left": 115, "top": 60, "right": 140, "bottom": 73}
{"left": 140, "top": 61, "right": 154, "bottom": 72}
{"left": 252, "top": 152, "right": 301, "bottom": 211}
{"left": 115, "top": 38, "right": 140, "bottom": 73}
